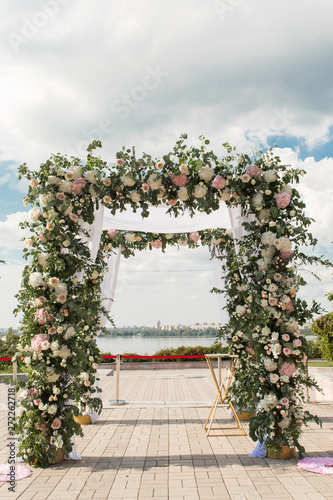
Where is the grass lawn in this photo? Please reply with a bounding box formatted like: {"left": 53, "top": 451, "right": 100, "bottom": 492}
{"left": 308, "top": 360, "right": 333, "bottom": 367}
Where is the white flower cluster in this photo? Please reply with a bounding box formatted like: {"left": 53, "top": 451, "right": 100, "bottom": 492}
{"left": 258, "top": 393, "right": 278, "bottom": 411}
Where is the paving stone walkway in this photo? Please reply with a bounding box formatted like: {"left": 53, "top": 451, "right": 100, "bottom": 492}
{"left": 1, "top": 368, "right": 333, "bottom": 500}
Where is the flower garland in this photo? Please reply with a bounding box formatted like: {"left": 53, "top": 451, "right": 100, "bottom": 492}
{"left": 14, "top": 136, "right": 331, "bottom": 466}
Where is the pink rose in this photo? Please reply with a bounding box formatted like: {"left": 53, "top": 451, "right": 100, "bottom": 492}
{"left": 284, "top": 300, "right": 294, "bottom": 312}
{"left": 39, "top": 232, "right": 46, "bottom": 243}
{"left": 35, "top": 308, "right": 46, "bottom": 325}
{"left": 171, "top": 173, "right": 188, "bottom": 187}
{"left": 69, "top": 213, "right": 79, "bottom": 222}
{"left": 33, "top": 399, "right": 42, "bottom": 406}
{"left": 293, "top": 339, "right": 302, "bottom": 348}
{"left": 282, "top": 334, "right": 290, "bottom": 342}
{"left": 274, "top": 192, "right": 291, "bottom": 209}
{"left": 269, "top": 297, "right": 278, "bottom": 306}
{"left": 212, "top": 175, "right": 227, "bottom": 189}
{"left": 245, "top": 346, "right": 255, "bottom": 356}
{"left": 56, "top": 193, "right": 66, "bottom": 201}
{"left": 151, "top": 240, "right": 163, "bottom": 249}
{"left": 72, "top": 178, "right": 86, "bottom": 195}
{"left": 48, "top": 315, "right": 54, "bottom": 322}
{"left": 142, "top": 183, "right": 149, "bottom": 192}
{"left": 189, "top": 231, "right": 200, "bottom": 242}
{"left": 107, "top": 229, "right": 117, "bottom": 238}
{"left": 246, "top": 164, "right": 262, "bottom": 178}
{"left": 31, "top": 388, "right": 38, "bottom": 396}
{"left": 168, "top": 200, "right": 177, "bottom": 206}
{"left": 48, "top": 327, "right": 57, "bottom": 335}
{"left": 283, "top": 348, "right": 292, "bottom": 356}
{"left": 51, "top": 418, "right": 61, "bottom": 430}
{"left": 31, "top": 333, "right": 49, "bottom": 352}
{"left": 115, "top": 159, "right": 124, "bottom": 166}
{"left": 280, "top": 362, "right": 296, "bottom": 377}
{"left": 280, "top": 397, "right": 289, "bottom": 407}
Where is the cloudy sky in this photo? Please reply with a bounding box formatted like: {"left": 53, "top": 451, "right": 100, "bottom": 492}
{"left": 0, "top": 0, "right": 332, "bottom": 329}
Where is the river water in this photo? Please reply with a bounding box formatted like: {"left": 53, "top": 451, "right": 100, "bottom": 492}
{"left": 96, "top": 336, "right": 223, "bottom": 355}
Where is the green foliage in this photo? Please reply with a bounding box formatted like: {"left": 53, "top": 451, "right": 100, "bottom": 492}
{"left": 311, "top": 312, "right": 333, "bottom": 362}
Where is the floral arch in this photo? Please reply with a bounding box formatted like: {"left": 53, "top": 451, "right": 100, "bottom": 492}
{"left": 15, "top": 135, "right": 329, "bottom": 466}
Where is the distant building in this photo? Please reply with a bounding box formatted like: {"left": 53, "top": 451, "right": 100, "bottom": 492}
{"left": 155, "top": 320, "right": 161, "bottom": 329}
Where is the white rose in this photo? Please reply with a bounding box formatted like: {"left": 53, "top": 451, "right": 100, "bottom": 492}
{"left": 270, "top": 373, "right": 280, "bottom": 384}
{"left": 47, "top": 404, "right": 57, "bottom": 415}
{"left": 125, "top": 233, "right": 136, "bottom": 243}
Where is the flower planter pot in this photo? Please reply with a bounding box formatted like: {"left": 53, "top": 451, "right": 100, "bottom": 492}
{"left": 237, "top": 411, "right": 256, "bottom": 421}
{"left": 266, "top": 446, "right": 296, "bottom": 459}
{"left": 74, "top": 414, "right": 92, "bottom": 425}
{"left": 31, "top": 447, "right": 64, "bottom": 466}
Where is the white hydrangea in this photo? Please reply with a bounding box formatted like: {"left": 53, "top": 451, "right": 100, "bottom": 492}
{"left": 177, "top": 187, "right": 189, "bottom": 201}
{"left": 130, "top": 191, "right": 141, "bottom": 202}
{"left": 47, "top": 175, "right": 60, "bottom": 185}
{"left": 257, "top": 258, "right": 270, "bottom": 271}
{"left": 252, "top": 192, "right": 264, "bottom": 208}
{"left": 46, "top": 368, "right": 60, "bottom": 383}
{"left": 89, "top": 185, "right": 98, "bottom": 198}
{"left": 211, "top": 237, "right": 222, "bottom": 245}
{"left": 264, "top": 357, "right": 278, "bottom": 372}
{"left": 274, "top": 237, "right": 292, "bottom": 252}
{"left": 87, "top": 170, "right": 99, "bottom": 184}
{"left": 198, "top": 165, "right": 214, "bottom": 182}
{"left": 261, "top": 231, "right": 276, "bottom": 246}
{"left": 121, "top": 174, "right": 136, "bottom": 187}
{"left": 262, "top": 326, "right": 271, "bottom": 336}
{"left": 261, "top": 246, "right": 275, "bottom": 259}
{"left": 278, "top": 417, "right": 291, "bottom": 429}
{"left": 271, "top": 343, "right": 282, "bottom": 358}
{"left": 147, "top": 173, "right": 162, "bottom": 190}
{"left": 79, "top": 372, "right": 89, "bottom": 381}
{"left": 64, "top": 327, "right": 75, "bottom": 340}
{"left": 259, "top": 208, "right": 270, "bottom": 221}
{"left": 58, "top": 180, "right": 72, "bottom": 193}
{"left": 55, "top": 283, "right": 67, "bottom": 295}
{"left": 193, "top": 184, "right": 208, "bottom": 198}
{"left": 217, "top": 188, "right": 231, "bottom": 201}
{"left": 263, "top": 170, "right": 278, "bottom": 183}
{"left": 58, "top": 345, "right": 71, "bottom": 359}
{"left": 28, "top": 272, "right": 44, "bottom": 288}
{"left": 235, "top": 305, "right": 246, "bottom": 316}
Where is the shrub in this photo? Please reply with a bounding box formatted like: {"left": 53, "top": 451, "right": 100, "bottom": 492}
{"left": 311, "top": 312, "right": 333, "bottom": 363}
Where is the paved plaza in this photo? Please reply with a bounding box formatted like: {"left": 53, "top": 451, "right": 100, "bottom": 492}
{"left": 1, "top": 367, "right": 333, "bottom": 500}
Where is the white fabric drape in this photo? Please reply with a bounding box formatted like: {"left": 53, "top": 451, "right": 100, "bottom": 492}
{"left": 103, "top": 203, "right": 231, "bottom": 232}
{"left": 99, "top": 248, "right": 122, "bottom": 329}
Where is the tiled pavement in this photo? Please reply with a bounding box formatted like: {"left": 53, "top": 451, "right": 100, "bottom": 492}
{"left": 1, "top": 368, "right": 333, "bottom": 500}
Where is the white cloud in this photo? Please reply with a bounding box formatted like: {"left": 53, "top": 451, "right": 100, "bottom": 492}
{"left": 0, "top": 211, "right": 29, "bottom": 251}
{"left": 0, "top": 1, "right": 333, "bottom": 165}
